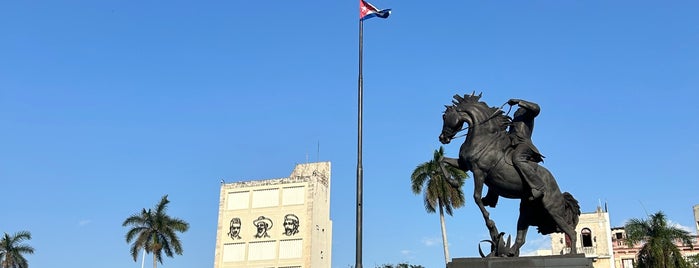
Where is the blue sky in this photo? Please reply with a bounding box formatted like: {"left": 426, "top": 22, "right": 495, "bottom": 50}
{"left": 1, "top": 1, "right": 698, "bottom": 267}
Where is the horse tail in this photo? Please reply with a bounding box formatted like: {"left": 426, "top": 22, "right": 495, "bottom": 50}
{"left": 562, "top": 192, "right": 581, "bottom": 227}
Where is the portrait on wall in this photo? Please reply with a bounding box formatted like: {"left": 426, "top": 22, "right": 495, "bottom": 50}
{"left": 283, "top": 214, "right": 300, "bottom": 236}
{"left": 228, "top": 217, "right": 242, "bottom": 240}
{"left": 253, "top": 216, "right": 272, "bottom": 238}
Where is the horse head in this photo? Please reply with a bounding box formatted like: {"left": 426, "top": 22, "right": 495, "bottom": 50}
{"left": 439, "top": 92, "right": 510, "bottom": 144}
{"left": 439, "top": 105, "right": 464, "bottom": 144}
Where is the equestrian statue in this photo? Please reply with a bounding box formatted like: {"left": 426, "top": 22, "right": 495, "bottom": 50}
{"left": 438, "top": 92, "right": 580, "bottom": 257}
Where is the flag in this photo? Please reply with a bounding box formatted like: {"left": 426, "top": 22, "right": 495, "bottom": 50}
{"left": 360, "top": 0, "right": 391, "bottom": 21}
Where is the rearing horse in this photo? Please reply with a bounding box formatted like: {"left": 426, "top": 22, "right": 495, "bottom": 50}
{"left": 438, "top": 93, "right": 580, "bottom": 257}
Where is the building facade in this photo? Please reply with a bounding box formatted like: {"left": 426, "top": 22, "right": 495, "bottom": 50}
{"left": 213, "top": 162, "right": 332, "bottom": 268}
{"left": 549, "top": 205, "right": 699, "bottom": 268}
{"left": 611, "top": 228, "right": 699, "bottom": 268}
{"left": 610, "top": 206, "right": 699, "bottom": 268}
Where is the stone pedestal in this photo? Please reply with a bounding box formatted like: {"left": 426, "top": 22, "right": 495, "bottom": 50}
{"left": 447, "top": 254, "right": 592, "bottom": 268}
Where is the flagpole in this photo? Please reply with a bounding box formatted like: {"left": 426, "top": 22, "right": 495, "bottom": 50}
{"left": 356, "top": 18, "right": 364, "bottom": 268}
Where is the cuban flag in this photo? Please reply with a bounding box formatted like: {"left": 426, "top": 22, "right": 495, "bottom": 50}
{"left": 360, "top": 0, "right": 391, "bottom": 21}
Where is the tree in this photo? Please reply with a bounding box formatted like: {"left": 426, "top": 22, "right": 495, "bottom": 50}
{"left": 123, "top": 195, "right": 190, "bottom": 268}
{"left": 624, "top": 211, "right": 693, "bottom": 268}
{"left": 687, "top": 254, "right": 699, "bottom": 268}
{"left": 0, "top": 231, "right": 34, "bottom": 268}
{"left": 410, "top": 146, "right": 467, "bottom": 265}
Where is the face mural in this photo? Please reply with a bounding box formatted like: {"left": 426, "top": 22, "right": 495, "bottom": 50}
{"left": 283, "top": 214, "right": 300, "bottom": 236}
{"left": 253, "top": 216, "right": 272, "bottom": 238}
{"left": 228, "top": 217, "right": 242, "bottom": 240}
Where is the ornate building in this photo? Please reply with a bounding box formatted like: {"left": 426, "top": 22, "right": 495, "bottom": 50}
{"left": 213, "top": 162, "right": 332, "bottom": 268}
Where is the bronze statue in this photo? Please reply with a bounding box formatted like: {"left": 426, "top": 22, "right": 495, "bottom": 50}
{"left": 438, "top": 93, "right": 580, "bottom": 257}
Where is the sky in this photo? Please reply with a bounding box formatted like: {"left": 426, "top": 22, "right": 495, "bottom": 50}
{"left": 1, "top": 1, "right": 698, "bottom": 267}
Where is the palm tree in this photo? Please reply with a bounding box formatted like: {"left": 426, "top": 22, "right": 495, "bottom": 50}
{"left": 0, "top": 231, "right": 34, "bottom": 268}
{"left": 411, "top": 146, "right": 467, "bottom": 265}
{"left": 624, "top": 211, "right": 693, "bottom": 268}
{"left": 123, "top": 195, "right": 190, "bottom": 268}
{"left": 687, "top": 254, "right": 699, "bottom": 268}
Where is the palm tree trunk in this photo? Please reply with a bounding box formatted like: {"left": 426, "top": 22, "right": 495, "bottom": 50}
{"left": 153, "top": 255, "right": 157, "bottom": 268}
{"left": 438, "top": 202, "right": 450, "bottom": 265}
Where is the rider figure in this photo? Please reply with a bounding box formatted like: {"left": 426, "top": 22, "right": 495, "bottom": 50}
{"left": 507, "top": 98, "right": 545, "bottom": 201}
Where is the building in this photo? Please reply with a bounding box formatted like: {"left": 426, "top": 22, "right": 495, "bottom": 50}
{"left": 611, "top": 228, "right": 699, "bottom": 268}
{"left": 610, "top": 208, "right": 699, "bottom": 268}
{"left": 213, "top": 162, "right": 332, "bottom": 268}
{"left": 549, "top": 205, "right": 699, "bottom": 268}
{"left": 550, "top": 206, "right": 615, "bottom": 268}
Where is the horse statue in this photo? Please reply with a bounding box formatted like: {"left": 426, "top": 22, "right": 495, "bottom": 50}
{"left": 438, "top": 92, "right": 580, "bottom": 257}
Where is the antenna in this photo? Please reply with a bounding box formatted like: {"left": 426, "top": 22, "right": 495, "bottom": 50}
{"left": 317, "top": 140, "right": 320, "bottom": 162}
{"left": 639, "top": 200, "right": 650, "bottom": 216}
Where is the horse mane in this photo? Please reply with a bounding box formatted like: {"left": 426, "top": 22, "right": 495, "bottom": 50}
{"left": 451, "top": 92, "right": 511, "bottom": 132}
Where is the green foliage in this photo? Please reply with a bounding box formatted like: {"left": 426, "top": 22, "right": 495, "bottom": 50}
{"left": 411, "top": 146, "right": 468, "bottom": 265}
{"left": 624, "top": 211, "right": 693, "bottom": 268}
{"left": 686, "top": 254, "right": 699, "bottom": 268}
{"left": 410, "top": 146, "right": 467, "bottom": 215}
{"left": 0, "top": 231, "right": 34, "bottom": 268}
{"left": 123, "top": 195, "right": 190, "bottom": 268}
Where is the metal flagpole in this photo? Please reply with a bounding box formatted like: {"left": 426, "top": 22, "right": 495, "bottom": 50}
{"left": 356, "top": 18, "right": 364, "bottom": 268}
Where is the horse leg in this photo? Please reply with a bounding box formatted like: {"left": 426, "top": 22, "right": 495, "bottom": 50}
{"left": 541, "top": 194, "right": 578, "bottom": 255}
{"left": 439, "top": 156, "right": 465, "bottom": 188}
{"left": 439, "top": 156, "right": 460, "bottom": 168}
{"left": 510, "top": 203, "right": 530, "bottom": 257}
{"left": 482, "top": 188, "right": 499, "bottom": 208}
{"left": 441, "top": 157, "right": 499, "bottom": 207}
{"left": 537, "top": 168, "right": 580, "bottom": 255}
{"left": 471, "top": 169, "right": 499, "bottom": 242}
{"left": 554, "top": 214, "right": 577, "bottom": 254}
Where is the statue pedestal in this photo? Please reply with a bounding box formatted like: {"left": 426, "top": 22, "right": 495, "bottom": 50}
{"left": 447, "top": 254, "right": 592, "bottom": 268}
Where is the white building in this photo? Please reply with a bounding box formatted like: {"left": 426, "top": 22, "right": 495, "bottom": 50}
{"left": 213, "top": 162, "right": 333, "bottom": 268}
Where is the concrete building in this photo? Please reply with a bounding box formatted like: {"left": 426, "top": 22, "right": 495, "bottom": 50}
{"left": 550, "top": 206, "right": 615, "bottom": 268}
{"left": 213, "top": 162, "right": 332, "bottom": 268}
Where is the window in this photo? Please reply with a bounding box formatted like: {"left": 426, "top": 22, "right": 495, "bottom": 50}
{"left": 581, "top": 228, "right": 593, "bottom": 247}
{"left": 622, "top": 258, "right": 634, "bottom": 268}
{"left": 248, "top": 241, "right": 276, "bottom": 261}
{"left": 252, "top": 188, "right": 279, "bottom": 208}
{"left": 616, "top": 232, "right": 623, "bottom": 240}
{"left": 279, "top": 239, "right": 303, "bottom": 259}
{"left": 222, "top": 243, "right": 245, "bottom": 262}
{"left": 227, "top": 191, "right": 250, "bottom": 210}
{"left": 282, "top": 186, "right": 305, "bottom": 205}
